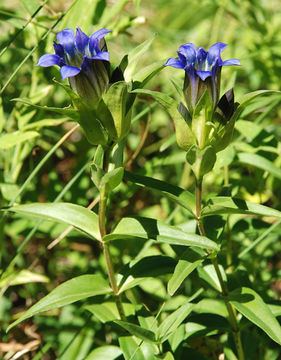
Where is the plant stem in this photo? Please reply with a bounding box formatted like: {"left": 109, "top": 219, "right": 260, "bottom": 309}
{"left": 98, "top": 147, "right": 126, "bottom": 321}
{"left": 195, "top": 178, "right": 244, "bottom": 360}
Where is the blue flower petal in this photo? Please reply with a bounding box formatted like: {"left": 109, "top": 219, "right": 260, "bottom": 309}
{"left": 179, "top": 43, "right": 196, "bottom": 63}
{"left": 75, "top": 27, "right": 89, "bottom": 53}
{"left": 57, "top": 29, "right": 75, "bottom": 55}
{"left": 196, "top": 70, "right": 212, "bottom": 81}
{"left": 164, "top": 58, "right": 185, "bottom": 69}
{"left": 37, "top": 54, "right": 60, "bottom": 67}
{"left": 81, "top": 56, "right": 91, "bottom": 72}
{"left": 222, "top": 58, "right": 241, "bottom": 66}
{"left": 60, "top": 65, "right": 81, "bottom": 80}
{"left": 207, "top": 42, "right": 227, "bottom": 64}
{"left": 177, "top": 51, "right": 187, "bottom": 65}
{"left": 92, "top": 51, "right": 110, "bottom": 61}
{"left": 196, "top": 47, "right": 208, "bottom": 68}
{"left": 53, "top": 41, "right": 64, "bottom": 57}
{"left": 91, "top": 29, "right": 111, "bottom": 41}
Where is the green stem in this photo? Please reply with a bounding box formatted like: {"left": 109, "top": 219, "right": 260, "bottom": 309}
{"left": 98, "top": 147, "right": 126, "bottom": 321}
{"left": 195, "top": 178, "right": 244, "bottom": 360}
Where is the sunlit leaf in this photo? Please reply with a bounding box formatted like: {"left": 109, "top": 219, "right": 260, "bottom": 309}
{"left": 7, "top": 202, "right": 101, "bottom": 241}
{"left": 7, "top": 275, "right": 111, "bottom": 331}
{"left": 229, "top": 287, "right": 281, "bottom": 345}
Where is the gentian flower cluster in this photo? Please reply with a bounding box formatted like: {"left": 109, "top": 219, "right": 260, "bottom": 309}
{"left": 37, "top": 27, "right": 139, "bottom": 146}
{"left": 164, "top": 42, "right": 241, "bottom": 179}
{"left": 37, "top": 27, "right": 111, "bottom": 108}
{"left": 164, "top": 42, "right": 240, "bottom": 112}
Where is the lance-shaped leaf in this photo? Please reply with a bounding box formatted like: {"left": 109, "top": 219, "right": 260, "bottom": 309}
{"left": 0, "top": 131, "right": 39, "bottom": 149}
{"left": 131, "top": 89, "right": 196, "bottom": 151}
{"left": 124, "top": 170, "right": 196, "bottom": 217}
{"left": 168, "top": 249, "right": 205, "bottom": 296}
{"left": 12, "top": 98, "right": 78, "bottom": 120}
{"left": 79, "top": 107, "right": 109, "bottom": 145}
{"left": 228, "top": 287, "right": 281, "bottom": 345}
{"left": 124, "top": 35, "right": 155, "bottom": 82}
{"left": 201, "top": 196, "right": 281, "bottom": 218}
{"left": 103, "top": 81, "right": 132, "bottom": 140}
{"left": 237, "top": 152, "right": 281, "bottom": 180}
{"left": 115, "top": 320, "right": 157, "bottom": 344}
{"left": 7, "top": 202, "right": 101, "bottom": 241}
{"left": 7, "top": 274, "right": 111, "bottom": 331}
{"left": 157, "top": 303, "right": 194, "bottom": 342}
{"left": 104, "top": 216, "right": 219, "bottom": 252}
{"left": 85, "top": 346, "right": 122, "bottom": 360}
{"left": 133, "top": 60, "right": 164, "bottom": 88}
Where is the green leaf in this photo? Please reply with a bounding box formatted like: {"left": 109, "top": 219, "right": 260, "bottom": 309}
{"left": 7, "top": 275, "right": 111, "bottom": 331}
{"left": 237, "top": 152, "right": 281, "bottom": 180}
{"left": 124, "top": 170, "right": 196, "bottom": 217}
{"left": 78, "top": 107, "right": 109, "bottom": 146}
{"left": 186, "top": 145, "right": 216, "bottom": 180}
{"left": 235, "top": 120, "right": 262, "bottom": 140}
{"left": 0, "top": 270, "right": 49, "bottom": 288}
{"left": 61, "top": 0, "right": 100, "bottom": 31}
{"left": 84, "top": 346, "right": 122, "bottom": 360}
{"left": 126, "top": 255, "right": 176, "bottom": 277}
{"left": 131, "top": 89, "right": 196, "bottom": 151}
{"left": 231, "top": 90, "right": 281, "bottom": 126}
{"left": 101, "top": 167, "right": 124, "bottom": 192}
{"left": 119, "top": 336, "right": 146, "bottom": 360}
{"left": 201, "top": 196, "right": 281, "bottom": 218}
{"left": 133, "top": 60, "right": 164, "bottom": 87}
{"left": 100, "top": 0, "right": 130, "bottom": 27}
{"left": 229, "top": 287, "right": 281, "bottom": 345}
{"left": 22, "top": 118, "right": 68, "bottom": 130}
{"left": 103, "top": 81, "right": 131, "bottom": 140}
{"left": 197, "top": 264, "right": 226, "bottom": 292}
{"left": 7, "top": 202, "right": 101, "bottom": 241}
{"left": 214, "top": 90, "right": 281, "bottom": 153}
{"left": 104, "top": 216, "right": 219, "bottom": 252}
{"left": 115, "top": 320, "right": 157, "bottom": 344}
{"left": 236, "top": 90, "right": 281, "bottom": 113}
{"left": 124, "top": 35, "right": 155, "bottom": 82}
{"left": 158, "top": 303, "right": 193, "bottom": 341}
{"left": 168, "top": 249, "right": 204, "bottom": 296}
{"left": 0, "top": 131, "right": 39, "bottom": 149}
{"left": 12, "top": 98, "right": 78, "bottom": 119}
{"left": 158, "top": 352, "right": 175, "bottom": 360}
{"left": 193, "top": 299, "right": 228, "bottom": 318}
{"left": 85, "top": 302, "right": 135, "bottom": 323}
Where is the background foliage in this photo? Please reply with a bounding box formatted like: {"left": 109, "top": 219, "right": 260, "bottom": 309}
{"left": 0, "top": 0, "right": 281, "bottom": 359}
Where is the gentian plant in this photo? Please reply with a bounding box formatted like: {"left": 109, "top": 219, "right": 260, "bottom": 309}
{"left": 130, "top": 41, "right": 281, "bottom": 360}
{"left": 4, "top": 21, "right": 281, "bottom": 359}
{"left": 35, "top": 28, "right": 161, "bottom": 322}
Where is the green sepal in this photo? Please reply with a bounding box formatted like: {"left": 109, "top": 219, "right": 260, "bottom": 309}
{"left": 186, "top": 145, "right": 216, "bottom": 180}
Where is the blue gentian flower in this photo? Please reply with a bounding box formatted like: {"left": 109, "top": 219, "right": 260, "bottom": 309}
{"left": 37, "top": 27, "right": 111, "bottom": 107}
{"left": 164, "top": 42, "right": 240, "bottom": 112}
